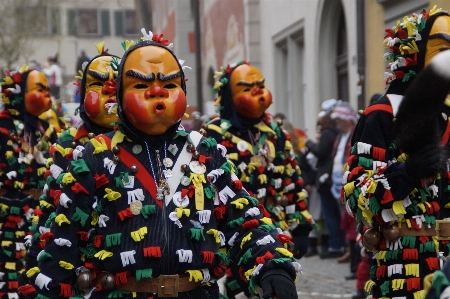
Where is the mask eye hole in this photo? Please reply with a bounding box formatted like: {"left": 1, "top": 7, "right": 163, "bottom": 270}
{"left": 243, "top": 88, "right": 251, "bottom": 92}
{"left": 134, "top": 83, "right": 148, "bottom": 89}
{"left": 163, "top": 83, "right": 177, "bottom": 89}
{"left": 89, "top": 82, "right": 104, "bottom": 87}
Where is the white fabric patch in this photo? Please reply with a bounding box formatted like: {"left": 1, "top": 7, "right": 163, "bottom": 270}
{"left": 256, "top": 235, "right": 275, "bottom": 246}
{"left": 54, "top": 238, "right": 72, "bottom": 247}
{"left": 127, "top": 189, "right": 145, "bottom": 204}
{"left": 35, "top": 273, "right": 52, "bottom": 290}
{"left": 197, "top": 210, "right": 211, "bottom": 223}
{"left": 50, "top": 164, "right": 63, "bottom": 180}
{"left": 218, "top": 186, "right": 236, "bottom": 204}
{"left": 59, "top": 193, "right": 72, "bottom": 208}
{"left": 120, "top": 250, "right": 136, "bottom": 266}
{"left": 176, "top": 249, "right": 193, "bottom": 263}
{"left": 285, "top": 204, "right": 295, "bottom": 215}
{"left": 103, "top": 157, "right": 116, "bottom": 174}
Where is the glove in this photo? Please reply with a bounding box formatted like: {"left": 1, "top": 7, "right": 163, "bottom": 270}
{"left": 405, "top": 144, "right": 440, "bottom": 179}
{"left": 260, "top": 268, "right": 297, "bottom": 299}
{"left": 290, "top": 224, "right": 312, "bottom": 259}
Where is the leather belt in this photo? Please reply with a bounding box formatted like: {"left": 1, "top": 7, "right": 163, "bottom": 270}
{"left": 94, "top": 272, "right": 201, "bottom": 297}
{"left": 383, "top": 224, "right": 436, "bottom": 242}
{"left": 21, "top": 189, "right": 42, "bottom": 200}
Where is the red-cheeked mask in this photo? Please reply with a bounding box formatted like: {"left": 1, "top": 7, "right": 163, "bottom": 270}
{"left": 84, "top": 56, "right": 120, "bottom": 128}
{"left": 230, "top": 64, "right": 272, "bottom": 119}
{"left": 121, "top": 46, "right": 186, "bottom": 135}
{"left": 25, "top": 70, "right": 52, "bottom": 117}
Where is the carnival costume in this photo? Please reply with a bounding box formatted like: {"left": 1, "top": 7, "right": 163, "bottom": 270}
{"left": 204, "top": 62, "right": 312, "bottom": 297}
{"left": 0, "top": 67, "right": 56, "bottom": 298}
{"left": 24, "top": 31, "right": 300, "bottom": 299}
{"left": 24, "top": 43, "right": 120, "bottom": 280}
{"left": 342, "top": 6, "right": 450, "bottom": 299}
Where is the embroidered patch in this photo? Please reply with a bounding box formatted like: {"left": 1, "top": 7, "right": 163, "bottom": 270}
{"left": 180, "top": 176, "right": 191, "bottom": 186}
{"left": 124, "top": 176, "right": 135, "bottom": 188}
{"left": 163, "top": 158, "right": 173, "bottom": 168}
{"left": 173, "top": 191, "right": 189, "bottom": 208}
{"left": 189, "top": 161, "right": 206, "bottom": 174}
{"left": 168, "top": 144, "right": 178, "bottom": 155}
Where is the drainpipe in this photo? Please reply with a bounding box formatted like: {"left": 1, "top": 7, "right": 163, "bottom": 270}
{"left": 356, "top": 0, "right": 366, "bottom": 109}
{"left": 193, "top": 0, "right": 203, "bottom": 114}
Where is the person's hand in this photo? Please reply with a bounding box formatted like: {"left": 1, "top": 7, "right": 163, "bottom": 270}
{"left": 405, "top": 144, "right": 440, "bottom": 179}
{"left": 260, "top": 269, "right": 297, "bottom": 299}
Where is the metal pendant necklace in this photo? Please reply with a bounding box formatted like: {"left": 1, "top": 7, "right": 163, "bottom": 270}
{"left": 144, "top": 141, "right": 170, "bottom": 201}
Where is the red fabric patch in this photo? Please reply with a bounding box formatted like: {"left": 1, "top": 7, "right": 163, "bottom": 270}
{"left": 213, "top": 205, "right": 227, "bottom": 220}
{"left": 72, "top": 182, "right": 89, "bottom": 194}
{"left": 257, "top": 204, "right": 271, "bottom": 218}
{"left": 59, "top": 283, "right": 72, "bottom": 297}
{"left": 94, "top": 173, "right": 109, "bottom": 188}
{"left": 18, "top": 285, "right": 36, "bottom": 296}
{"left": 242, "top": 219, "right": 259, "bottom": 229}
{"left": 256, "top": 251, "right": 274, "bottom": 264}
{"left": 143, "top": 246, "right": 161, "bottom": 258}
{"left": 40, "top": 232, "right": 54, "bottom": 242}
{"left": 200, "top": 251, "right": 214, "bottom": 264}
{"left": 115, "top": 271, "right": 129, "bottom": 285}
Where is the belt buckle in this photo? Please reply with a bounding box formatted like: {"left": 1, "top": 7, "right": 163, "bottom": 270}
{"left": 158, "top": 274, "right": 179, "bottom": 297}
{"left": 436, "top": 220, "right": 450, "bottom": 240}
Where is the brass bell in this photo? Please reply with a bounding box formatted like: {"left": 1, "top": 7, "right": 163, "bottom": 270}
{"left": 383, "top": 224, "right": 400, "bottom": 242}
{"left": 181, "top": 164, "right": 188, "bottom": 172}
{"left": 112, "top": 146, "right": 120, "bottom": 154}
{"left": 362, "top": 228, "right": 382, "bottom": 252}
{"left": 113, "top": 155, "right": 120, "bottom": 164}
{"left": 87, "top": 133, "right": 95, "bottom": 139}
{"left": 130, "top": 165, "right": 138, "bottom": 173}
{"left": 357, "top": 110, "right": 364, "bottom": 116}
{"left": 276, "top": 195, "right": 289, "bottom": 207}
{"left": 76, "top": 271, "right": 94, "bottom": 289}
{"left": 225, "top": 133, "right": 232, "bottom": 141}
{"left": 71, "top": 141, "right": 77, "bottom": 149}
{"left": 276, "top": 119, "right": 283, "bottom": 127}
{"left": 101, "top": 273, "right": 116, "bottom": 291}
{"left": 201, "top": 123, "right": 208, "bottom": 130}
{"left": 199, "top": 128, "right": 207, "bottom": 136}
{"left": 192, "top": 151, "right": 200, "bottom": 159}
{"left": 186, "top": 144, "right": 194, "bottom": 152}
{"left": 392, "top": 117, "right": 396, "bottom": 123}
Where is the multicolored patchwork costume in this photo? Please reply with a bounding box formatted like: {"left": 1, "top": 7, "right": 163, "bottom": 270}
{"left": 205, "top": 62, "right": 312, "bottom": 297}
{"left": 0, "top": 68, "right": 56, "bottom": 298}
{"left": 342, "top": 7, "right": 450, "bottom": 299}
{"left": 23, "top": 34, "right": 300, "bottom": 299}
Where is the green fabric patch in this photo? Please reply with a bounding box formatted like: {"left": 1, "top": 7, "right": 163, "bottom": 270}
{"left": 136, "top": 268, "right": 153, "bottom": 281}
{"left": 72, "top": 207, "right": 89, "bottom": 227}
{"left": 140, "top": 205, "right": 156, "bottom": 219}
{"left": 189, "top": 228, "right": 205, "bottom": 241}
{"left": 105, "top": 233, "right": 122, "bottom": 247}
{"left": 71, "top": 159, "right": 90, "bottom": 174}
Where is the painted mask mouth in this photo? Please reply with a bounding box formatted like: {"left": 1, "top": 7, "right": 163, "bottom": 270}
{"left": 153, "top": 101, "right": 166, "bottom": 115}
{"left": 104, "top": 98, "right": 118, "bottom": 115}
{"left": 259, "top": 97, "right": 265, "bottom": 104}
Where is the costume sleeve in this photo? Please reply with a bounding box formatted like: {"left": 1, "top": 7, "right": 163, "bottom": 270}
{"left": 342, "top": 110, "right": 418, "bottom": 227}
{"left": 26, "top": 130, "right": 77, "bottom": 269}
{"left": 200, "top": 137, "right": 299, "bottom": 295}
{"left": 27, "top": 142, "right": 97, "bottom": 298}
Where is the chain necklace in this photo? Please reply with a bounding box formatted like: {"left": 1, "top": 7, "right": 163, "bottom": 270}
{"left": 144, "top": 141, "right": 170, "bottom": 201}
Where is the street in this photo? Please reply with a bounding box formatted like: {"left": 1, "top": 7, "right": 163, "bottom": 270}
{"left": 296, "top": 255, "right": 356, "bottom": 298}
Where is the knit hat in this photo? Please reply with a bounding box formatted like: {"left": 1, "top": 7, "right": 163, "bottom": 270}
{"left": 318, "top": 98, "right": 338, "bottom": 118}
{"left": 331, "top": 103, "right": 357, "bottom": 124}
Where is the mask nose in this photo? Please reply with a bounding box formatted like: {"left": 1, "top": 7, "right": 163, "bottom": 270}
{"left": 44, "top": 91, "right": 51, "bottom": 98}
{"left": 144, "top": 86, "right": 169, "bottom": 99}
{"left": 251, "top": 87, "right": 263, "bottom": 96}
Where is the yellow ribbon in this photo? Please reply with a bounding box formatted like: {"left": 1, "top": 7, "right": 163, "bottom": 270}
{"left": 240, "top": 232, "right": 253, "bottom": 248}
{"left": 260, "top": 217, "right": 273, "bottom": 225}
{"left": 31, "top": 215, "right": 39, "bottom": 225}
{"left": 94, "top": 250, "right": 113, "bottom": 260}
{"left": 230, "top": 198, "right": 249, "bottom": 209}
{"left": 391, "top": 279, "right": 405, "bottom": 291}
{"left": 111, "top": 130, "right": 127, "bottom": 149}
{"left": 26, "top": 267, "right": 40, "bottom": 278}
{"left": 413, "top": 290, "right": 425, "bottom": 299}
{"left": 5, "top": 150, "right": 13, "bottom": 159}
{"left": 131, "top": 227, "right": 148, "bottom": 242}
{"left": 244, "top": 265, "right": 257, "bottom": 281}
{"left": 206, "top": 229, "right": 221, "bottom": 243}
{"left": 62, "top": 173, "right": 76, "bottom": 185}
{"left": 55, "top": 214, "right": 71, "bottom": 226}
{"left": 14, "top": 181, "right": 25, "bottom": 189}
{"left": 46, "top": 157, "right": 54, "bottom": 168}
{"left": 104, "top": 188, "right": 121, "bottom": 201}
{"left": 59, "top": 261, "right": 74, "bottom": 270}
{"left": 5, "top": 262, "right": 16, "bottom": 270}
{"left": 40, "top": 200, "right": 54, "bottom": 209}
{"left": 405, "top": 264, "right": 419, "bottom": 277}
{"left": 1, "top": 240, "right": 13, "bottom": 247}
{"left": 258, "top": 174, "right": 267, "bottom": 184}
{"left": 90, "top": 137, "right": 108, "bottom": 154}
{"left": 276, "top": 247, "right": 293, "bottom": 258}
{"left": 190, "top": 173, "right": 206, "bottom": 185}
{"left": 175, "top": 207, "right": 191, "bottom": 218}
{"left": 15, "top": 231, "right": 25, "bottom": 238}
{"left": 186, "top": 270, "right": 203, "bottom": 282}
{"left": 364, "top": 280, "right": 376, "bottom": 293}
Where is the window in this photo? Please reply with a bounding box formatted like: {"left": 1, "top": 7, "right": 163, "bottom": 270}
{"left": 67, "top": 9, "right": 110, "bottom": 36}
{"left": 15, "top": 5, "right": 60, "bottom": 36}
{"left": 273, "top": 26, "right": 305, "bottom": 130}
{"left": 115, "top": 10, "right": 139, "bottom": 37}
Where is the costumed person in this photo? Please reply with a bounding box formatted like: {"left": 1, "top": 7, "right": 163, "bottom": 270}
{"left": 204, "top": 62, "right": 312, "bottom": 298}
{"left": 342, "top": 6, "right": 450, "bottom": 299}
{"left": 0, "top": 66, "right": 56, "bottom": 298}
{"left": 21, "top": 42, "right": 121, "bottom": 287}
{"left": 23, "top": 30, "right": 300, "bottom": 299}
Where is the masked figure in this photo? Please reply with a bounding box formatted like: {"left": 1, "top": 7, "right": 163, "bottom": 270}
{"left": 24, "top": 31, "right": 299, "bottom": 299}
{"left": 21, "top": 44, "right": 121, "bottom": 290}
{"left": 204, "top": 62, "right": 312, "bottom": 298}
{"left": 343, "top": 6, "right": 450, "bottom": 299}
{"left": 0, "top": 67, "right": 56, "bottom": 298}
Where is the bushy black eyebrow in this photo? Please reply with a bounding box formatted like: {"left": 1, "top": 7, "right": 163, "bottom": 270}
{"left": 429, "top": 33, "right": 450, "bottom": 43}
{"left": 125, "top": 70, "right": 156, "bottom": 82}
{"left": 87, "top": 70, "right": 109, "bottom": 81}
{"left": 36, "top": 82, "right": 49, "bottom": 90}
{"left": 157, "top": 71, "right": 181, "bottom": 81}
{"left": 236, "top": 78, "right": 265, "bottom": 87}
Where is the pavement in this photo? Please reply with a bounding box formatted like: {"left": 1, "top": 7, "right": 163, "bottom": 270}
{"left": 295, "top": 253, "right": 357, "bottom": 299}
{"left": 217, "top": 251, "right": 359, "bottom": 299}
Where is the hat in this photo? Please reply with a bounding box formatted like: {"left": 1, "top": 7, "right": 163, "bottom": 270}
{"left": 321, "top": 99, "right": 337, "bottom": 113}
{"left": 331, "top": 104, "right": 357, "bottom": 123}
